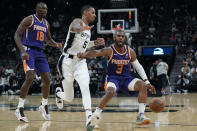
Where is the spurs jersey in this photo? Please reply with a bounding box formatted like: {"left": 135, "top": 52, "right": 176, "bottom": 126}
{"left": 63, "top": 22, "right": 91, "bottom": 55}
{"left": 107, "top": 45, "right": 131, "bottom": 77}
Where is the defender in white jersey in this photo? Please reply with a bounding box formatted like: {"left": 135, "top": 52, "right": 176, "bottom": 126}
{"left": 56, "top": 5, "right": 104, "bottom": 131}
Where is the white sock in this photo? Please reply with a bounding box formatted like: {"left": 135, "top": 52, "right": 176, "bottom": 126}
{"left": 139, "top": 103, "right": 146, "bottom": 116}
{"left": 95, "top": 107, "right": 103, "bottom": 115}
{"left": 57, "top": 92, "right": 65, "bottom": 100}
{"left": 85, "top": 109, "right": 92, "bottom": 121}
{"left": 42, "top": 98, "right": 48, "bottom": 106}
{"left": 17, "top": 98, "right": 25, "bottom": 108}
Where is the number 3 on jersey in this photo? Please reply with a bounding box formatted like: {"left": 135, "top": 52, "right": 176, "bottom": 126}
{"left": 83, "top": 41, "right": 88, "bottom": 48}
{"left": 116, "top": 64, "right": 123, "bottom": 74}
{"left": 36, "top": 31, "right": 44, "bottom": 41}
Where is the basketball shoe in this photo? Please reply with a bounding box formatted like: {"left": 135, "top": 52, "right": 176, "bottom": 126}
{"left": 86, "top": 111, "right": 101, "bottom": 131}
{"left": 86, "top": 117, "right": 100, "bottom": 131}
{"left": 15, "top": 107, "right": 28, "bottom": 122}
{"left": 39, "top": 105, "right": 50, "bottom": 120}
{"left": 55, "top": 87, "right": 63, "bottom": 109}
{"left": 136, "top": 114, "right": 151, "bottom": 125}
{"left": 86, "top": 115, "right": 94, "bottom": 131}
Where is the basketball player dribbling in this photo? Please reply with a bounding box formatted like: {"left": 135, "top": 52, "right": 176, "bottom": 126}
{"left": 77, "top": 30, "right": 156, "bottom": 128}
{"left": 14, "top": 2, "right": 62, "bottom": 122}
{"left": 55, "top": 5, "right": 104, "bottom": 131}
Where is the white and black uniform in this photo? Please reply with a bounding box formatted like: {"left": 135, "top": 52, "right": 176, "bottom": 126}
{"left": 58, "top": 22, "right": 92, "bottom": 110}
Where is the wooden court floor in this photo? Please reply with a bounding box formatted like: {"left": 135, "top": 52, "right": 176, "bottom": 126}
{"left": 0, "top": 93, "right": 197, "bottom": 131}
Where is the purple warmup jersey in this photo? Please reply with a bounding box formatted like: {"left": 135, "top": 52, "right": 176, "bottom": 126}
{"left": 22, "top": 14, "right": 47, "bottom": 49}
{"left": 107, "top": 45, "right": 131, "bottom": 77}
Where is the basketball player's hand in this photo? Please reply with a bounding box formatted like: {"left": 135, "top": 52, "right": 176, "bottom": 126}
{"left": 56, "top": 43, "right": 62, "bottom": 48}
{"left": 94, "top": 38, "right": 105, "bottom": 46}
{"left": 22, "top": 52, "right": 29, "bottom": 60}
{"left": 81, "top": 25, "right": 94, "bottom": 31}
{"left": 146, "top": 84, "right": 156, "bottom": 94}
{"left": 77, "top": 53, "right": 85, "bottom": 60}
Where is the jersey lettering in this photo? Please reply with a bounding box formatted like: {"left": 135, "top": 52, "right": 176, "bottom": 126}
{"left": 81, "top": 32, "right": 90, "bottom": 39}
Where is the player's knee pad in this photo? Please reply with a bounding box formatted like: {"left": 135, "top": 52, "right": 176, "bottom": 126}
{"left": 106, "top": 82, "right": 116, "bottom": 90}
{"left": 128, "top": 78, "right": 141, "bottom": 91}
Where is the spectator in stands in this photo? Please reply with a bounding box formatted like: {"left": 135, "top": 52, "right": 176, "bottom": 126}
{"left": 156, "top": 59, "right": 168, "bottom": 95}
{"left": 181, "top": 62, "right": 191, "bottom": 78}
{"left": 5, "top": 64, "right": 14, "bottom": 75}
{"left": 176, "top": 73, "right": 190, "bottom": 93}
{"left": 191, "top": 64, "right": 197, "bottom": 79}
{"left": 0, "top": 66, "right": 5, "bottom": 76}
{"left": 148, "top": 23, "right": 156, "bottom": 34}
{"left": 8, "top": 73, "right": 18, "bottom": 95}
{"left": 15, "top": 60, "right": 25, "bottom": 93}
{"left": 1, "top": 74, "right": 9, "bottom": 95}
{"left": 0, "top": 75, "right": 3, "bottom": 94}
{"left": 54, "top": 73, "right": 62, "bottom": 88}
{"left": 88, "top": 65, "right": 93, "bottom": 77}
{"left": 171, "top": 23, "right": 178, "bottom": 33}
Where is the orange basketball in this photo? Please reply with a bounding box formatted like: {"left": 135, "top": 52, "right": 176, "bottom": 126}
{"left": 149, "top": 98, "right": 165, "bottom": 113}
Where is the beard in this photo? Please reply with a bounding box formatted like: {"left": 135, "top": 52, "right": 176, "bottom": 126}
{"left": 115, "top": 41, "right": 125, "bottom": 48}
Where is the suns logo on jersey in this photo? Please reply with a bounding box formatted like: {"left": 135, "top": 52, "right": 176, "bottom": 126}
{"left": 33, "top": 25, "right": 47, "bottom": 32}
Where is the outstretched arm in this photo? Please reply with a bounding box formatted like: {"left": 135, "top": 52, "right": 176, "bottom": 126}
{"left": 45, "top": 20, "right": 62, "bottom": 48}
{"left": 70, "top": 18, "right": 94, "bottom": 33}
{"left": 129, "top": 48, "right": 156, "bottom": 94}
{"left": 87, "top": 38, "right": 105, "bottom": 48}
{"left": 77, "top": 47, "right": 112, "bottom": 59}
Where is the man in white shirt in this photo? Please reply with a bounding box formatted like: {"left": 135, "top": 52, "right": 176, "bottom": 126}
{"left": 156, "top": 59, "right": 168, "bottom": 95}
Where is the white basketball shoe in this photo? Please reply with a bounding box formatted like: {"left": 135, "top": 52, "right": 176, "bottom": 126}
{"left": 136, "top": 114, "right": 151, "bottom": 125}
{"left": 90, "top": 112, "right": 101, "bottom": 126}
{"left": 55, "top": 87, "right": 64, "bottom": 109}
{"left": 86, "top": 112, "right": 101, "bottom": 131}
{"left": 39, "top": 105, "right": 51, "bottom": 120}
{"left": 15, "top": 107, "right": 29, "bottom": 122}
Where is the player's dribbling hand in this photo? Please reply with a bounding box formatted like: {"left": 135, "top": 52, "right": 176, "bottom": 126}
{"left": 77, "top": 52, "right": 84, "bottom": 60}
{"left": 81, "top": 25, "right": 94, "bottom": 31}
{"left": 94, "top": 38, "right": 105, "bottom": 46}
{"left": 146, "top": 84, "right": 156, "bottom": 94}
{"left": 22, "top": 52, "right": 29, "bottom": 60}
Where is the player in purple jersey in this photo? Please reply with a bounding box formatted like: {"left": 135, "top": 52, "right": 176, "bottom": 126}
{"left": 77, "top": 30, "right": 156, "bottom": 127}
{"left": 14, "top": 2, "right": 62, "bottom": 122}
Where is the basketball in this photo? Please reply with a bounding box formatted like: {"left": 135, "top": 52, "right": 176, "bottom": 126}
{"left": 149, "top": 98, "right": 165, "bottom": 113}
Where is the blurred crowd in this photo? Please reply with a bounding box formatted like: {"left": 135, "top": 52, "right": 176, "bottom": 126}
{"left": 0, "top": 0, "right": 196, "bottom": 95}
{"left": 174, "top": 48, "right": 197, "bottom": 93}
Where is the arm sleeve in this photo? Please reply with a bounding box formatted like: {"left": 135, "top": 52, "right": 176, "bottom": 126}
{"left": 131, "top": 59, "right": 150, "bottom": 84}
